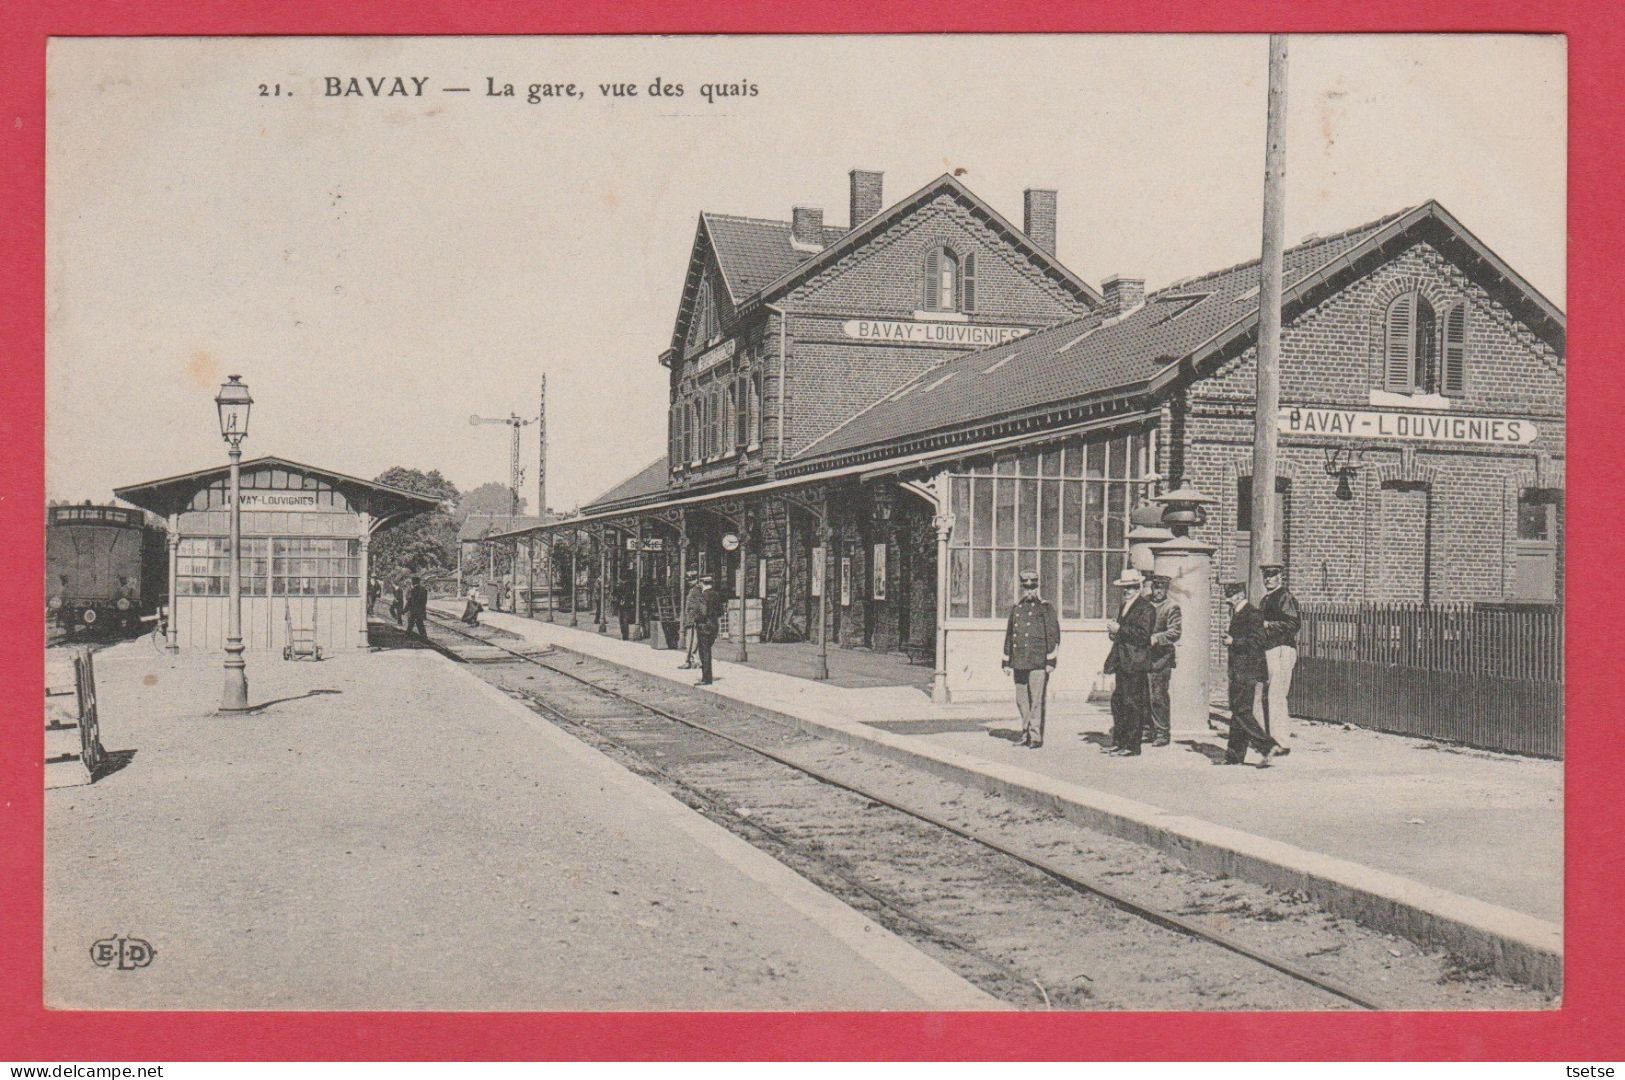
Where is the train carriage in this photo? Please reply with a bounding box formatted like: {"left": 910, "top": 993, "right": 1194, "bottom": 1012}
{"left": 46, "top": 504, "right": 150, "bottom": 637}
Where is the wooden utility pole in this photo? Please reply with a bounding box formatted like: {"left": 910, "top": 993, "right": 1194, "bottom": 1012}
{"left": 1251, "top": 34, "right": 1288, "bottom": 600}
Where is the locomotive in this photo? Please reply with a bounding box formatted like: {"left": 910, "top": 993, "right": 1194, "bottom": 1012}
{"left": 46, "top": 504, "right": 160, "bottom": 638}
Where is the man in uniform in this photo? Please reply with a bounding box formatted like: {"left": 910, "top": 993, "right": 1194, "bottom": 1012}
{"left": 1145, "top": 572, "right": 1182, "bottom": 748}
{"left": 679, "top": 569, "right": 702, "bottom": 670}
{"left": 1103, "top": 567, "right": 1157, "bottom": 757}
{"left": 687, "top": 573, "right": 722, "bottom": 686}
{"left": 1222, "top": 581, "right": 1288, "bottom": 765}
{"left": 1258, "top": 562, "right": 1301, "bottom": 739}
{"left": 405, "top": 573, "right": 429, "bottom": 638}
{"left": 1001, "top": 568, "right": 1061, "bottom": 748}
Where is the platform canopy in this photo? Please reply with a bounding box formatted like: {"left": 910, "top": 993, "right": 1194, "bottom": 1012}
{"left": 114, "top": 454, "right": 444, "bottom": 527}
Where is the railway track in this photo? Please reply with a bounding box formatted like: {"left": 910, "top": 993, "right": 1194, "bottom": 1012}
{"left": 418, "top": 610, "right": 1543, "bottom": 1011}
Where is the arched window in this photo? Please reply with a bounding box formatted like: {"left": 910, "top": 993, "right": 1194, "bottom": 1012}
{"left": 923, "top": 246, "right": 976, "bottom": 312}
{"left": 1384, "top": 292, "right": 1440, "bottom": 394}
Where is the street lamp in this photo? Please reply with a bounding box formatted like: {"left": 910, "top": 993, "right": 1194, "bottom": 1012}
{"left": 215, "top": 374, "right": 253, "bottom": 712}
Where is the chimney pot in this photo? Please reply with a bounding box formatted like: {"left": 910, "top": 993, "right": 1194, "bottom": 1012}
{"left": 1101, "top": 275, "right": 1146, "bottom": 318}
{"left": 791, "top": 205, "right": 825, "bottom": 249}
{"left": 849, "top": 169, "right": 884, "bottom": 229}
{"left": 1023, "top": 188, "right": 1058, "bottom": 255}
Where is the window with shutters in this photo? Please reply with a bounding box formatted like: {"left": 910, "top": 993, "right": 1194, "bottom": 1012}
{"left": 1383, "top": 291, "right": 1444, "bottom": 394}
{"left": 923, "top": 245, "right": 976, "bottom": 313}
{"left": 735, "top": 374, "right": 749, "bottom": 450}
{"left": 1441, "top": 302, "right": 1468, "bottom": 396}
{"left": 750, "top": 370, "right": 763, "bottom": 448}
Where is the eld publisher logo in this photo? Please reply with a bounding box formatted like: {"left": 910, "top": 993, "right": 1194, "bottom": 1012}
{"left": 90, "top": 936, "right": 155, "bottom": 970}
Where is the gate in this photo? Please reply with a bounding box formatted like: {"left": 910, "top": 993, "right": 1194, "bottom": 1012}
{"left": 1292, "top": 602, "right": 1563, "bottom": 758}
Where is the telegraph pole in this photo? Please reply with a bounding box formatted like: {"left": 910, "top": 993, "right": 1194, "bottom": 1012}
{"left": 537, "top": 376, "right": 547, "bottom": 520}
{"left": 1251, "top": 34, "right": 1288, "bottom": 600}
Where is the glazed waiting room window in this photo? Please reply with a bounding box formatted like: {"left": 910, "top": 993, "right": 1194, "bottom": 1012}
{"left": 175, "top": 536, "right": 360, "bottom": 597}
{"left": 946, "top": 432, "right": 1147, "bottom": 621}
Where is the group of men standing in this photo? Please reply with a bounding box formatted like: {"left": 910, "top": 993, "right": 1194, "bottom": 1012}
{"left": 372, "top": 573, "right": 428, "bottom": 636}
{"left": 1000, "top": 560, "right": 1300, "bottom": 766}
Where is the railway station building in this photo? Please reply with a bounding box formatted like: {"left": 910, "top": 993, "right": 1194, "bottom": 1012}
{"left": 493, "top": 171, "right": 1565, "bottom": 702}
{"left": 115, "top": 457, "right": 442, "bottom": 654}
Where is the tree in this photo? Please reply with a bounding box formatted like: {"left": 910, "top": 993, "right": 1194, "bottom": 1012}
{"left": 459, "top": 482, "right": 527, "bottom": 519}
{"left": 371, "top": 467, "right": 460, "bottom": 579}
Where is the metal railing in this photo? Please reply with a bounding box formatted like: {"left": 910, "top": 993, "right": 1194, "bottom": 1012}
{"left": 1291, "top": 601, "right": 1564, "bottom": 758}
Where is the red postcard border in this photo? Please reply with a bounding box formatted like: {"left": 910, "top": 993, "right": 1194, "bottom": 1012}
{"left": 2, "top": 1, "right": 1618, "bottom": 1061}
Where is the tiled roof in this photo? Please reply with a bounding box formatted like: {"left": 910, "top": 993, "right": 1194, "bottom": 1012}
{"left": 789, "top": 207, "right": 1416, "bottom": 468}
{"left": 580, "top": 455, "right": 672, "bottom": 513}
{"left": 702, "top": 213, "right": 850, "bottom": 303}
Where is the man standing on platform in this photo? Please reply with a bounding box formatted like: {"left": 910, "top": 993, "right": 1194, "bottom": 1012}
{"left": 614, "top": 572, "right": 637, "bottom": 640}
{"left": 405, "top": 573, "right": 428, "bottom": 638}
{"left": 1258, "top": 562, "right": 1301, "bottom": 739}
{"left": 1145, "top": 572, "right": 1182, "bottom": 748}
{"left": 1103, "top": 567, "right": 1157, "bottom": 757}
{"left": 1001, "top": 568, "right": 1061, "bottom": 748}
{"left": 679, "top": 569, "right": 701, "bottom": 670}
{"left": 687, "top": 573, "right": 722, "bottom": 686}
{"left": 1221, "top": 581, "right": 1288, "bottom": 766}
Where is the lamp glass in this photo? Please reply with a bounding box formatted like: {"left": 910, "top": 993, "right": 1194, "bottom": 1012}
{"left": 215, "top": 375, "right": 253, "bottom": 442}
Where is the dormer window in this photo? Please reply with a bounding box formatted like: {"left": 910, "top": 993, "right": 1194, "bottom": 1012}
{"left": 924, "top": 245, "right": 977, "bottom": 313}
{"left": 1385, "top": 292, "right": 1467, "bottom": 396}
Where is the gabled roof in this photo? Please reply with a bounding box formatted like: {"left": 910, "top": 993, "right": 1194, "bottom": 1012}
{"left": 788, "top": 201, "right": 1564, "bottom": 473}
{"left": 666, "top": 174, "right": 1104, "bottom": 361}
{"left": 114, "top": 455, "right": 445, "bottom": 520}
{"left": 580, "top": 455, "right": 672, "bottom": 514}
{"left": 704, "top": 213, "right": 851, "bottom": 302}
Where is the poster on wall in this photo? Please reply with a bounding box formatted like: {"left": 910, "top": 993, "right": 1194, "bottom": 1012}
{"left": 839, "top": 557, "right": 852, "bottom": 607}
{"left": 872, "top": 543, "right": 887, "bottom": 600}
{"left": 811, "top": 546, "right": 824, "bottom": 598}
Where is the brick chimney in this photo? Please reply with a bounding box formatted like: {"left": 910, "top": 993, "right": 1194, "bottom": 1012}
{"left": 1023, "top": 188, "right": 1057, "bottom": 255}
{"left": 1100, "top": 275, "right": 1146, "bottom": 318}
{"left": 849, "top": 169, "right": 884, "bottom": 228}
{"left": 790, "top": 205, "right": 825, "bottom": 250}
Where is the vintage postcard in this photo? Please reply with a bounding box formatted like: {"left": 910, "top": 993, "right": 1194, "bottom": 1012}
{"left": 39, "top": 33, "right": 1564, "bottom": 1020}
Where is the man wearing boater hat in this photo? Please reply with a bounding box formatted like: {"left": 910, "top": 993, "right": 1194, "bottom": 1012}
{"left": 1103, "top": 566, "right": 1157, "bottom": 756}
{"left": 1002, "top": 568, "right": 1061, "bottom": 748}
{"left": 1144, "top": 571, "right": 1182, "bottom": 748}
{"left": 1258, "top": 561, "right": 1301, "bottom": 739}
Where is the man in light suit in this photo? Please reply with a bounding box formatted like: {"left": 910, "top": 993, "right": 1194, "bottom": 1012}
{"left": 1144, "top": 572, "right": 1182, "bottom": 748}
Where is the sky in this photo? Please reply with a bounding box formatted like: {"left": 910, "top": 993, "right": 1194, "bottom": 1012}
{"left": 45, "top": 34, "right": 1566, "bottom": 512}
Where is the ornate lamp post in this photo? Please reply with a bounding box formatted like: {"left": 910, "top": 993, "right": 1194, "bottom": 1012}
{"left": 215, "top": 375, "right": 253, "bottom": 713}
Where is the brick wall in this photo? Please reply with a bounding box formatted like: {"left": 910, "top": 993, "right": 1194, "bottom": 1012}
{"left": 1170, "top": 241, "right": 1566, "bottom": 691}
{"left": 778, "top": 193, "right": 1089, "bottom": 460}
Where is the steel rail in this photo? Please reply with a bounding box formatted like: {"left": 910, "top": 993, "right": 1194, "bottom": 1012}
{"left": 423, "top": 610, "right": 1388, "bottom": 1010}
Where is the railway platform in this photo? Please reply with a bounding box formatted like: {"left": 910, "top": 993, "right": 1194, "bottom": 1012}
{"left": 446, "top": 603, "right": 1563, "bottom": 992}
{"left": 42, "top": 637, "right": 1002, "bottom": 1011}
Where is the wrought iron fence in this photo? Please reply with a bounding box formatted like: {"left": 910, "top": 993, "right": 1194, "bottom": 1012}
{"left": 1291, "top": 601, "right": 1564, "bottom": 758}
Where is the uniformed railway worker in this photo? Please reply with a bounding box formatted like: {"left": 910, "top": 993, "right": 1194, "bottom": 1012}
{"left": 1221, "top": 581, "right": 1288, "bottom": 766}
{"left": 687, "top": 573, "right": 722, "bottom": 686}
{"left": 1103, "top": 566, "right": 1157, "bottom": 757}
{"left": 1258, "top": 561, "right": 1301, "bottom": 739}
{"left": 1002, "top": 569, "right": 1061, "bottom": 748}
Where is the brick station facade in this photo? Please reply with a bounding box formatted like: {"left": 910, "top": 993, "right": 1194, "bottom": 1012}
{"left": 493, "top": 171, "right": 1564, "bottom": 702}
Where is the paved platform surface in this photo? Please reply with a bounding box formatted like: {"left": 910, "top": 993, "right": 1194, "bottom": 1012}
{"left": 455, "top": 606, "right": 1562, "bottom": 940}
{"left": 44, "top": 637, "right": 1001, "bottom": 1011}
